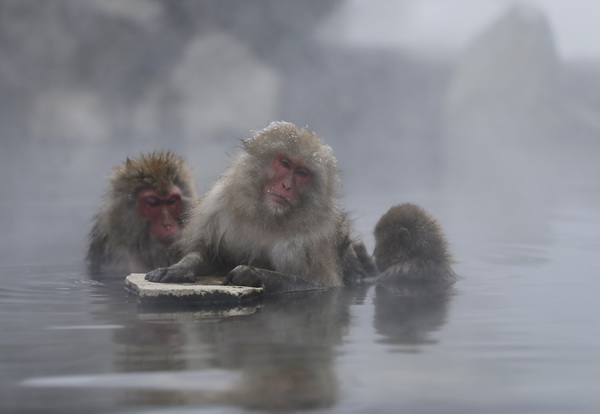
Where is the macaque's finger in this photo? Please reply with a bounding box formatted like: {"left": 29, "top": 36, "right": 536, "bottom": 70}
{"left": 145, "top": 267, "right": 168, "bottom": 282}
{"left": 225, "top": 265, "right": 263, "bottom": 288}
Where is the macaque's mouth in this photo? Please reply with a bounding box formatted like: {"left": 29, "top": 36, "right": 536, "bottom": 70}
{"left": 156, "top": 233, "right": 178, "bottom": 245}
{"left": 266, "top": 189, "right": 290, "bottom": 205}
{"left": 152, "top": 224, "right": 180, "bottom": 245}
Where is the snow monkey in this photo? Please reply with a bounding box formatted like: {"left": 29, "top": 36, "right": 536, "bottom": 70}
{"left": 87, "top": 152, "right": 198, "bottom": 274}
{"left": 145, "top": 122, "right": 376, "bottom": 292}
{"left": 373, "top": 203, "right": 456, "bottom": 284}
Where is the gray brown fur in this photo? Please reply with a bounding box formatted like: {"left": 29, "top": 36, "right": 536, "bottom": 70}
{"left": 146, "top": 122, "right": 375, "bottom": 292}
{"left": 87, "top": 152, "right": 197, "bottom": 274}
{"left": 373, "top": 203, "right": 456, "bottom": 283}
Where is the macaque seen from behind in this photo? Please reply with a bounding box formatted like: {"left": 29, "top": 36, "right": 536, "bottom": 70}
{"left": 87, "top": 152, "right": 198, "bottom": 274}
{"left": 373, "top": 203, "right": 456, "bottom": 284}
{"left": 145, "top": 122, "right": 375, "bottom": 292}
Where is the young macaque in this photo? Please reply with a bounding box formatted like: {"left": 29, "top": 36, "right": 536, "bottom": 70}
{"left": 87, "top": 152, "right": 198, "bottom": 274}
{"left": 145, "top": 122, "right": 375, "bottom": 292}
{"left": 373, "top": 203, "right": 456, "bottom": 284}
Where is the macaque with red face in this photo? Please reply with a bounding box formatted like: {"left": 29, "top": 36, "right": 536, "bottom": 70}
{"left": 87, "top": 152, "right": 198, "bottom": 274}
{"left": 145, "top": 122, "right": 376, "bottom": 292}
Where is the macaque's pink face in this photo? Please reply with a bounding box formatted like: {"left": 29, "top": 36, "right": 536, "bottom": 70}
{"left": 137, "top": 186, "right": 183, "bottom": 244}
{"left": 265, "top": 153, "right": 312, "bottom": 210}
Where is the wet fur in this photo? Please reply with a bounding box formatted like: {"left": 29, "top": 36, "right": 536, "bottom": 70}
{"left": 151, "top": 122, "right": 373, "bottom": 289}
{"left": 373, "top": 203, "right": 456, "bottom": 284}
{"left": 87, "top": 152, "right": 197, "bottom": 274}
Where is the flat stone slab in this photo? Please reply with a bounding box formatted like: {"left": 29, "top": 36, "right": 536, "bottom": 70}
{"left": 125, "top": 273, "right": 263, "bottom": 304}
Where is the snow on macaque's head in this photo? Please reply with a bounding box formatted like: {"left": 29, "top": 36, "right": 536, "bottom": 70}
{"left": 137, "top": 186, "right": 183, "bottom": 244}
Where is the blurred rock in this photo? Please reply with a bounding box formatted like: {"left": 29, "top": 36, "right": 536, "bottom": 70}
{"left": 442, "top": 4, "right": 599, "bottom": 247}
{"left": 132, "top": 31, "right": 279, "bottom": 143}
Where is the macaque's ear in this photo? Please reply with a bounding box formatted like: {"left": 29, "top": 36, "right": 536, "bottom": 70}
{"left": 397, "top": 227, "right": 411, "bottom": 245}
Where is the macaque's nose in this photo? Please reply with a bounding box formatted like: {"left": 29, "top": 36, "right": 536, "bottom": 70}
{"left": 281, "top": 175, "right": 293, "bottom": 191}
{"left": 161, "top": 208, "right": 175, "bottom": 227}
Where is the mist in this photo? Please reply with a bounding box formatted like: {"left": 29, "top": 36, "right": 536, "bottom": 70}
{"left": 1, "top": 0, "right": 598, "bottom": 266}
{"left": 2, "top": 2, "right": 600, "bottom": 412}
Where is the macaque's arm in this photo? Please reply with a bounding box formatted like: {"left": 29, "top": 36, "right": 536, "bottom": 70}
{"left": 223, "top": 265, "right": 325, "bottom": 294}
{"left": 145, "top": 252, "right": 206, "bottom": 283}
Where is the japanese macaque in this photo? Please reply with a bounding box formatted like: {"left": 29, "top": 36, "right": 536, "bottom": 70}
{"left": 87, "top": 152, "right": 198, "bottom": 274}
{"left": 145, "top": 121, "right": 376, "bottom": 292}
{"left": 373, "top": 203, "right": 456, "bottom": 284}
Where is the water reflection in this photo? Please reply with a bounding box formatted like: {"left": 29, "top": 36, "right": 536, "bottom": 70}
{"left": 6, "top": 200, "right": 600, "bottom": 413}
{"left": 374, "top": 281, "right": 456, "bottom": 352}
{"left": 18, "top": 284, "right": 372, "bottom": 411}
{"left": 124, "top": 289, "right": 366, "bottom": 411}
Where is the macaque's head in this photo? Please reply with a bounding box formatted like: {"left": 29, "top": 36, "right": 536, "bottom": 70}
{"left": 241, "top": 122, "right": 340, "bottom": 217}
{"left": 374, "top": 204, "right": 451, "bottom": 272}
{"left": 109, "top": 152, "right": 196, "bottom": 245}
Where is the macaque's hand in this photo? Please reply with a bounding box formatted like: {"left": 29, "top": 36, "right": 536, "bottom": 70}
{"left": 145, "top": 266, "right": 196, "bottom": 283}
{"left": 224, "top": 265, "right": 323, "bottom": 294}
{"left": 223, "top": 265, "right": 263, "bottom": 288}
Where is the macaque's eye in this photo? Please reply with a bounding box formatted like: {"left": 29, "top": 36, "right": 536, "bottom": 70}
{"left": 280, "top": 158, "right": 291, "bottom": 169}
{"left": 165, "top": 195, "right": 180, "bottom": 205}
{"left": 295, "top": 168, "right": 310, "bottom": 177}
{"left": 146, "top": 197, "right": 160, "bottom": 207}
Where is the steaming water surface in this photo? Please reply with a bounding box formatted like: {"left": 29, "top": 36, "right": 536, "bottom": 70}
{"left": 1, "top": 188, "right": 599, "bottom": 413}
